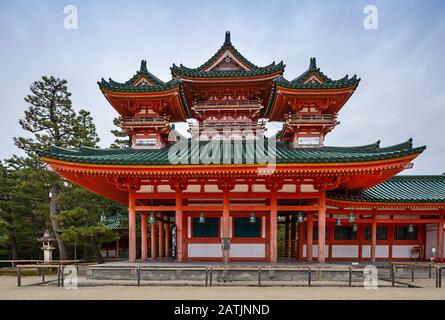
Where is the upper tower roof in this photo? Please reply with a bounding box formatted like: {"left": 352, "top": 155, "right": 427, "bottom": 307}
{"left": 197, "top": 31, "right": 259, "bottom": 71}
{"left": 274, "top": 57, "right": 360, "bottom": 90}
{"left": 171, "top": 31, "right": 284, "bottom": 79}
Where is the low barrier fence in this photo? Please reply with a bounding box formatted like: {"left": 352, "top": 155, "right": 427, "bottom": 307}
{"left": 390, "top": 262, "right": 445, "bottom": 288}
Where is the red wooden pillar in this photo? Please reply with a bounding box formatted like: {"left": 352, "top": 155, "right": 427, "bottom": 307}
{"left": 165, "top": 215, "right": 170, "bottom": 257}
{"left": 222, "top": 189, "right": 230, "bottom": 263}
{"left": 128, "top": 191, "right": 137, "bottom": 263}
{"left": 141, "top": 213, "right": 148, "bottom": 261}
{"left": 116, "top": 238, "right": 120, "bottom": 258}
{"left": 270, "top": 190, "right": 278, "bottom": 263}
{"left": 175, "top": 190, "right": 184, "bottom": 262}
{"left": 307, "top": 214, "right": 314, "bottom": 262}
{"left": 151, "top": 218, "right": 157, "bottom": 259}
{"left": 371, "top": 221, "right": 377, "bottom": 262}
{"left": 318, "top": 190, "right": 327, "bottom": 263}
{"left": 159, "top": 214, "right": 164, "bottom": 258}
{"left": 438, "top": 220, "right": 444, "bottom": 259}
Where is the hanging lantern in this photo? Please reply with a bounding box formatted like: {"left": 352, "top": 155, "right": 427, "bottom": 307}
{"left": 348, "top": 212, "right": 356, "bottom": 224}
{"left": 352, "top": 223, "right": 358, "bottom": 232}
{"left": 335, "top": 217, "right": 342, "bottom": 226}
{"left": 199, "top": 212, "right": 206, "bottom": 224}
{"left": 407, "top": 224, "right": 414, "bottom": 233}
{"left": 297, "top": 212, "right": 304, "bottom": 223}
{"left": 148, "top": 213, "right": 155, "bottom": 224}
{"left": 249, "top": 213, "right": 257, "bottom": 223}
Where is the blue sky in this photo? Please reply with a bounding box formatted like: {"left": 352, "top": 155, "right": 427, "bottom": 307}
{"left": 0, "top": 0, "right": 444, "bottom": 174}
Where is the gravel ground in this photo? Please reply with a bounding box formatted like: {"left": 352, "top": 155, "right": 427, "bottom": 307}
{"left": 1, "top": 276, "right": 444, "bottom": 300}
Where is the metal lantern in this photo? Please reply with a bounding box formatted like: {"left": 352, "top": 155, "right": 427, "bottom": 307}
{"left": 407, "top": 224, "right": 414, "bottom": 233}
{"left": 148, "top": 213, "right": 155, "bottom": 224}
{"left": 348, "top": 212, "right": 356, "bottom": 224}
{"left": 297, "top": 212, "right": 304, "bottom": 223}
{"left": 249, "top": 213, "right": 257, "bottom": 223}
{"left": 352, "top": 223, "right": 358, "bottom": 232}
{"left": 335, "top": 217, "right": 342, "bottom": 226}
{"left": 199, "top": 212, "right": 206, "bottom": 224}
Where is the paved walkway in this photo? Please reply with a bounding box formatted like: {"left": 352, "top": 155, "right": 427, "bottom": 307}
{"left": 1, "top": 276, "right": 444, "bottom": 300}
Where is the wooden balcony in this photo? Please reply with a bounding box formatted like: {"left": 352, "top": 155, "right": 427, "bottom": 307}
{"left": 285, "top": 113, "right": 338, "bottom": 124}
{"left": 192, "top": 100, "right": 263, "bottom": 111}
{"left": 121, "top": 116, "right": 170, "bottom": 127}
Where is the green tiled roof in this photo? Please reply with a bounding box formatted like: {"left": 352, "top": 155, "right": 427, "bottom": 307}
{"left": 100, "top": 215, "right": 128, "bottom": 230}
{"left": 98, "top": 77, "right": 181, "bottom": 93}
{"left": 98, "top": 60, "right": 184, "bottom": 93}
{"left": 197, "top": 31, "right": 259, "bottom": 71}
{"left": 124, "top": 60, "right": 165, "bottom": 86}
{"left": 38, "top": 139, "right": 425, "bottom": 166}
{"left": 274, "top": 57, "right": 360, "bottom": 90}
{"left": 328, "top": 175, "right": 445, "bottom": 203}
{"left": 171, "top": 61, "right": 285, "bottom": 79}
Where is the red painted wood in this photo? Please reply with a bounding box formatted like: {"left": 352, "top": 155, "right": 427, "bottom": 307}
{"left": 165, "top": 215, "right": 170, "bottom": 257}
{"left": 371, "top": 221, "right": 377, "bottom": 262}
{"left": 141, "top": 213, "right": 148, "bottom": 261}
{"left": 270, "top": 191, "right": 278, "bottom": 263}
{"left": 158, "top": 214, "right": 164, "bottom": 258}
{"left": 318, "top": 191, "right": 326, "bottom": 263}
{"left": 438, "top": 221, "right": 444, "bottom": 259}
{"left": 175, "top": 191, "right": 184, "bottom": 262}
{"left": 128, "top": 192, "right": 137, "bottom": 262}
{"left": 151, "top": 219, "right": 157, "bottom": 259}
{"left": 306, "top": 214, "right": 314, "bottom": 262}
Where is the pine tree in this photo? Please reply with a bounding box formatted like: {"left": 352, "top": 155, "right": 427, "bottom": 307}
{"left": 110, "top": 117, "right": 131, "bottom": 148}
{"left": 14, "top": 76, "right": 101, "bottom": 259}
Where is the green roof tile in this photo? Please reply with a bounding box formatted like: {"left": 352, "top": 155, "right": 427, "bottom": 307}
{"left": 196, "top": 31, "right": 259, "bottom": 71}
{"left": 328, "top": 175, "right": 445, "bottom": 203}
{"left": 38, "top": 139, "right": 425, "bottom": 166}
{"left": 171, "top": 61, "right": 285, "bottom": 78}
{"left": 274, "top": 57, "right": 360, "bottom": 90}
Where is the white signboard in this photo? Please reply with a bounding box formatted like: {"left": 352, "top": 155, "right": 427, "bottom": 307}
{"left": 135, "top": 138, "right": 157, "bottom": 146}
{"left": 297, "top": 137, "right": 320, "bottom": 145}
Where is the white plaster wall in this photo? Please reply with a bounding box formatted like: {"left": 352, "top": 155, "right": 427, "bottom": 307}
{"left": 188, "top": 244, "right": 222, "bottom": 258}
{"left": 425, "top": 223, "right": 445, "bottom": 259}
{"left": 302, "top": 245, "right": 329, "bottom": 257}
{"left": 361, "top": 245, "right": 389, "bottom": 258}
{"left": 392, "top": 245, "right": 416, "bottom": 258}
{"left": 331, "top": 245, "right": 358, "bottom": 258}
{"left": 187, "top": 243, "right": 265, "bottom": 258}
{"left": 229, "top": 244, "right": 265, "bottom": 258}
{"left": 280, "top": 184, "right": 296, "bottom": 193}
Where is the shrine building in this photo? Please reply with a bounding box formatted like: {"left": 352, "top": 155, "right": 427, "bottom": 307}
{"left": 39, "top": 32, "right": 445, "bottom": 263}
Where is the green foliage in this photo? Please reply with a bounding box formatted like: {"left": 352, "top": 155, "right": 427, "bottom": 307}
{"left": 1, "top": 75, "right": 127, "bottom": 261}
{"left": 110, "top": 116, "right": 131, "bottom": 149}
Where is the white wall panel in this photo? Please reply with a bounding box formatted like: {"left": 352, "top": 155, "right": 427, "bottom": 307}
{"left": 332, "top": 245, "right": 358, "bottom": 258}
{"left": 361, "top": 245, "right": 389, "bottom": 258}
{"left": 392, "top": 245, "right": 415, "bottom": 258}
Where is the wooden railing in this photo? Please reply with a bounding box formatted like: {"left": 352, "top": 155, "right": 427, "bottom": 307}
{"left": 193, "top": 100, "right": 262, "bottom": 109}
{"left": 286, "top": 114, "right": 337, "bottom": 122}
{"left": 122, "top": 116, "right": 170, "bottom": 125}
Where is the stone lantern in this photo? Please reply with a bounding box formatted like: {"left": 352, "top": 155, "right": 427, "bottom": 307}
{"left": 38, "top": 230, "right": 55, "bottom": 263}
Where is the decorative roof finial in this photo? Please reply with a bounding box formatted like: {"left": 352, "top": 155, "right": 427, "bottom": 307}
{"left": 309, "top": 57, "right": 317, "bottom": 69}
{"left": 224, "top": 31, "right": 231, "bottom": 45}
{"left": 140, "top": 60, "right": 148, "bottom": 73}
